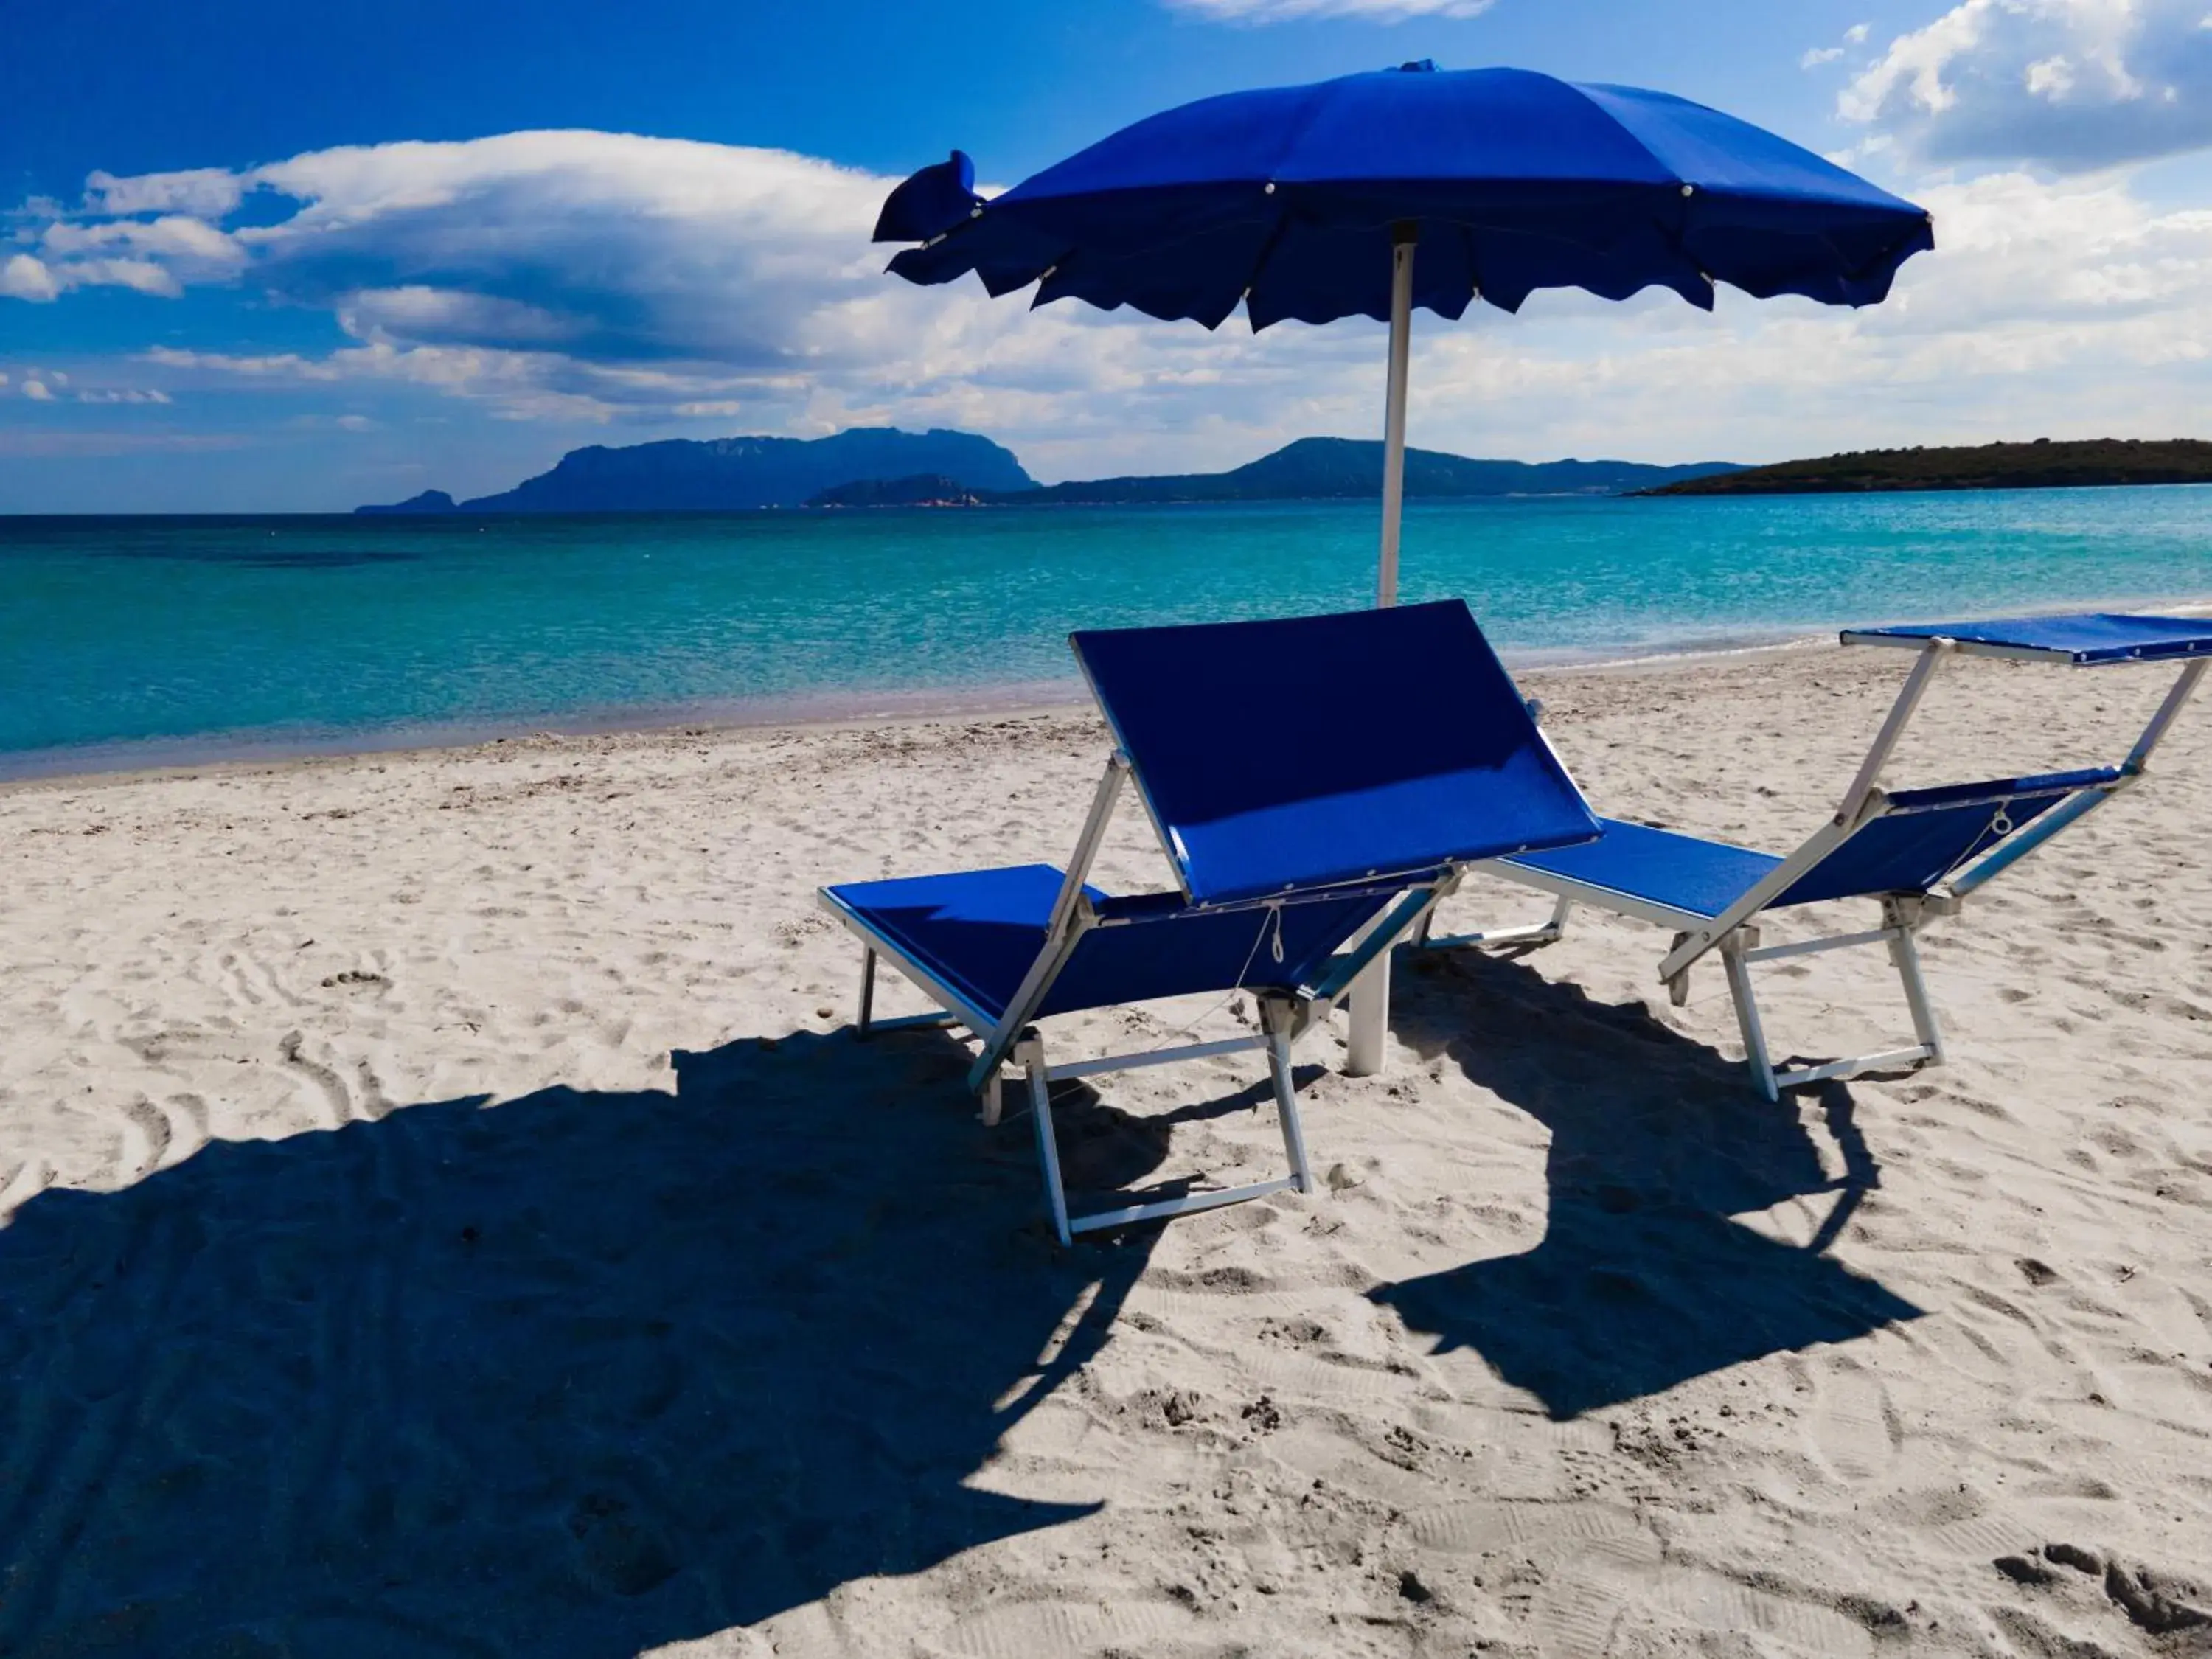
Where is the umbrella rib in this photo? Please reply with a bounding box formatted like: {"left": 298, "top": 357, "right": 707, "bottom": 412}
{"left": 1234, "top": 212, "right": 1297, "bottom": 329}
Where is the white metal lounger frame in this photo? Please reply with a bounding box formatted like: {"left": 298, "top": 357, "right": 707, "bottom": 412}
{"left": 1436, "top": 637, "right": 2208, "bottom": 1100}
{"left": 819, "top": 751, "right": 1463, "bottom": 1245}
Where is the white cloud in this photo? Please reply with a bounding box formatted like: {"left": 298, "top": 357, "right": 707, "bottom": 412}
{"left": 143, "top": 346, "right": 343, "bottom": 380}
{"left": 41, "top": 213, "right": 245, "bottom": 274}
{"left": 1804, "top": 46, "right": 1848, "bottom": 67}
{"left": 0, "top": 254, "right": 60, "bottom": 302}
{"left": 82, "top": 167, "right": 246, "bottom": 219}
{"left": 25, "top": 133, "right": 942, "bottom": 422}
{"left": 74, "top": 388, "right": 173, "bottom": 405}
{"left": 22, "top": 379, "right": 53, "bottom": 401}
{"left": 1846, "top": 22, "right": 1871, "bottom": 44}
{"left": 1843, "top": 0, "right": 2212, "bottom": 168}
{"left": 1161, "top": 0, "right": 1493, "bottom": 19}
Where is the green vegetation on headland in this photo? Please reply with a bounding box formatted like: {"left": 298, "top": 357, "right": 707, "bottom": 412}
{"left": 807, "top": 473, "right": 989, "bottom": 508}
{"left": 1641, "top": 438, "right": 2212, "bottom": 497}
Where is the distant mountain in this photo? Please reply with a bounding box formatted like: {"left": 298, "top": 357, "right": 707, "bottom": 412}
{"left": 808, "top": 473, "right": 989, "bottom": 507}
{"left": 998, "top": 438, "right": 1740, "bottom": 504}
{"left": 1642, "top": 438, "right": 2212, "bottom": 497}
{"left": 353, "top": 428, "right": 1033, "bottom": 514}
{"left": 356, "top": 490, "right": 457, "bottom": 515}
{"left": 356, "top": 430, "right": 1737, "bottom": 515}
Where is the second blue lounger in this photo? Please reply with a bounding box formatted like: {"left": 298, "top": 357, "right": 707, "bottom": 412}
{"left": 1429, "top": 612, "right": 2210, "bottom": 1098}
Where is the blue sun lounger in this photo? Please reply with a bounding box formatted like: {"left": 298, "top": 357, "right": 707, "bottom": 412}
{"left": 820, "top": 601, "right": 1599, "bottom": 1243}
{"left": 1427, "top": 613, "right": 2211, "bottom": 1099}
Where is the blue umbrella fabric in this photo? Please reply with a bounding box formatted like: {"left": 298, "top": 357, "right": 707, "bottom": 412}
{"left": 874, "top": 63, "right": 1933, "bottom": 329}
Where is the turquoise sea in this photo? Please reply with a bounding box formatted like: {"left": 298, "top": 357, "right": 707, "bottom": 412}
{"left": 5, "top": 487, "right": 2211, "bottom": 779}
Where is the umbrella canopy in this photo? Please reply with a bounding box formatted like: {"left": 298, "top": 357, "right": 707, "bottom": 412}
{"left": 874, "top": 62, "right": 1934, "bottom": 329}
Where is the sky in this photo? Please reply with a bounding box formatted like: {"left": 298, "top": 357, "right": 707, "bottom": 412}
{"left": 10, "top": 0, "right": 2212, "bottom": 510}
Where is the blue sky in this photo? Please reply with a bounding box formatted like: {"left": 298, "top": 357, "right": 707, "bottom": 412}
{"left": 8, "top": 0, "right": 2212, "bottom": 510}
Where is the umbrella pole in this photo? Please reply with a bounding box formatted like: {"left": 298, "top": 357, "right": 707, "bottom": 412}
{"left": 1375, "top": 231, "right": 1415, "bottom": 608}
{"left": 1346, "top": 231, "right": 1417, "bottom": 1078}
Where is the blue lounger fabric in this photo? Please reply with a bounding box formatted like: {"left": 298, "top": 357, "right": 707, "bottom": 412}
{"left": 1843, "top": 613, "right": 2212, "bottom": 664}
{"left": 1503, "top": 818, "right": 1782, "bottom": 919}
{"left": 1503, "top": 768, "right": 2121, "bottom": 917}
{"left": 824, "top": 864, "right": 1401, "bottom": 1023}
{"left": 1071, "top": 602, "right": 1600, "bottom": 905}
{"left": 1772, "top": 769, "right": 2114, "bottom": 905}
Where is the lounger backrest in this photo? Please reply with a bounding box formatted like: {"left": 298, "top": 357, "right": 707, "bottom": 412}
{"left": 1071, "top": 601, "right": 1600, "bottom": 905}
{"left": 1774, "top": 768, "right": 2120, "bottom": 907}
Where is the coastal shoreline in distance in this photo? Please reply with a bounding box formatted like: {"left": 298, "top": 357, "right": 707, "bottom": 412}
{"left": 1641, "top": 437, "right": 2212, "bottom": 495}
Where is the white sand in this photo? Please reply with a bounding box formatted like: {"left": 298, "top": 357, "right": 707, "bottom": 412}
{"left": 3, "top": 642, "right": 2210, "bottom": 1656}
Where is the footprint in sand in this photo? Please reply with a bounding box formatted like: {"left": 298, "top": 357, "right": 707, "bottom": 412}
{"left": 1798, "top": 1355, "right": 1902, "bottom": 1485}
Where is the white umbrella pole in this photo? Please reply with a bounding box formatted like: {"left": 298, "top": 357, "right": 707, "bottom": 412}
{"left": 1375, "top": 233, "right": 1415, "bottom": 608}
{"left": 1345, "top": 232, "right": 1417, "bottom": 1078}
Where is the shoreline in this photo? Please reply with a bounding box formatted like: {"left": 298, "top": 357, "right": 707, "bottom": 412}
{"left": 0, "top": 631, "right": 1837, "bottom": 793}
{"left": 11, "top": 590, "right": 2211, "bottom": 792}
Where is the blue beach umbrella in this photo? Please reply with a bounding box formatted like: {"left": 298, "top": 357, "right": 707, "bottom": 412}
{"left": 872, "top": 62, "right": 1935, "bottom": 1074}
{"left": 874, "top": 61, "right": 1935, "bottom": 605}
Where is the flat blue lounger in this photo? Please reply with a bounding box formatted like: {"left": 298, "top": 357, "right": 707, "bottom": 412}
{"left": 821, "top": 601, "right": 1598, "bottom": 1243}
{"left": 1427, "top": 613, "right": 2210, "bottom": 1099}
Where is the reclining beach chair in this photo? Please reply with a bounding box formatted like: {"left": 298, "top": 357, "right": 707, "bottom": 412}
{"left": 819, "top": 602, "right": 1599, "bottom": 1243}
{"left": 1425, "top": 613, "right": 2210, "bottom": 1101}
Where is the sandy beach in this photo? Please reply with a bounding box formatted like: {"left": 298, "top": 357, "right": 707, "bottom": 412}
{"left": 3, "top": 638, "right": 2210, "bottom": 1657}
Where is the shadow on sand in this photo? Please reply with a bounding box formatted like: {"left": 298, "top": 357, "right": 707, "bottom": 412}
{"left": 0, "top": 1027, "right": 1176, "bottom": 1658}
{"left": 1369, "top": 947, "right": 1924, "bottom": 1419}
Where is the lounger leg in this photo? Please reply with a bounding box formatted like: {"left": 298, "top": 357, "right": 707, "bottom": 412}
{"left": 979, "top": 1068, "right": 1003, "bottom": 1128}
{"left": 855, "top": 947, "right": 878, "bottom": 1037}
{"left": 1886, "top": 908, "right": 1947, "bottom": 1065}
{"left": 1261, "top": 998, "right": 1315, "bottom": 1195}
{"left": 1420, "top": 892, "right": 1574, "bottom": 954}
{"left": 1020, "top": 1038, "right": 1074, "bottom": 1247}
{"left": 1720, "top": 931, "right": 1779, "bottom": 1102}
{"left": 1667, "top": 931, "right": 1694, "bottom": 1008}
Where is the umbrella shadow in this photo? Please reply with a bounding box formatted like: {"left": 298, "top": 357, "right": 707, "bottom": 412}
{"left": 1369, "top": 949, "right": 1922, "bottom": 1419}
{"left": 0, "top": 1027, "right": 1167, "bottom": 1658}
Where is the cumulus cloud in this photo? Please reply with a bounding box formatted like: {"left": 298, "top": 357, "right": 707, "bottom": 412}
{"left": 1162, "top": 0, "right": 1493, "bottom": 19}
{"left": 1843, "top": 0, "right": 2212, "bottom": 169}
{"left": 82, "top": 167, "right": 246, "bottom": 219}
{"left": 17, "top": 133, "right": 1013, "bottom": 422}
{"left": 0, "top": 254, "right": 60, "bottom": 302}
{"left": 21, "top": 379, "right": 54, "bottom": 401}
